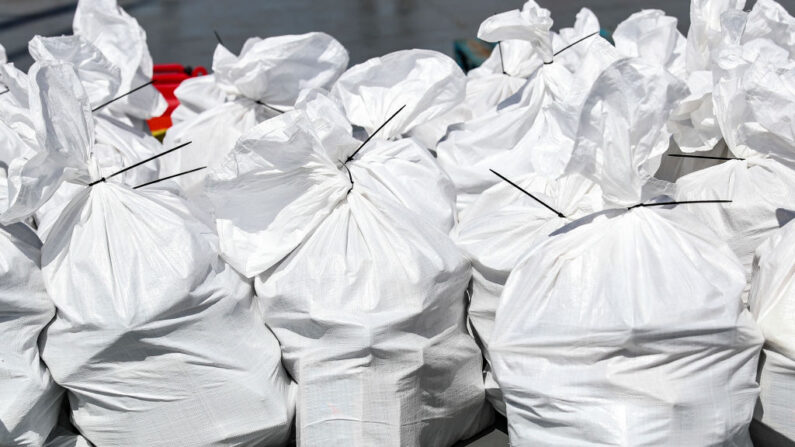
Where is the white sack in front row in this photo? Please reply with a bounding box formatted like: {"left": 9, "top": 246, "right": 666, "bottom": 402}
{"left": 749, "top": 220, "right": 795, "bottom": 442}
{"left": 207, "top": 89, "right": 491, "bottom": 446}
{"left": 451, "top": 172, "right": 603, "bottom": 415}
{"left": 489, "top": 58, "right": 763, "bottom": 446}
{"left": 3, "top": 61, "right": 295, "bottom": 447}
{"left": 0, "top": 221, "right": 62, "bottom": 447}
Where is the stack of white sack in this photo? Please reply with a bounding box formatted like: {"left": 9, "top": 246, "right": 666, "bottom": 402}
{"left": 748, "top": 221, "right": 795, "bottom": 443}
{"left": 1, "top": 61, "right": 295, "bottom": 447}
{"left": 205, "top": 50, "right": 491, "bottom": 446}
{"left": 452, "top": 173, "right": 603, "bottom": 414}
{"left": 488, "top": 58, "right": 764, "bottom": 446}
{"left": 437, "top": 1, "right": 619, "bottom": 214}
{"left": 675, "top": 0, "right": 795, "bottom": 300}
{"left": 161, "top": 32, "right": 349, "bottom": 199}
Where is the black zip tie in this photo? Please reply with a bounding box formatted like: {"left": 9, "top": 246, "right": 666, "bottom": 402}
{"left": 341, "top": 163, "right": 354, "bottom": 195}
{"left": 92, "top": 80, "right": 154, "bottom": 112}
{"left": 498, "top": 41, "right": 507, "bottom": 75}
{"left": 345, "top": 104, "right": 406, "bottom": 163}
{"left": 490, "top": 169, "right": 566, "bottom": 218}
{"left": 214, "top": 30, "right": 224, "bottom": 46}
{"left": 628, "top": 199, "right": 732, "bottom": 210}
{"left": 667, "top": 154, "right": 744, "bottom": 161}
{"left": 0, "top": 88, "right": 9, "bottom": 95}
{"left": 88, "top": 141, "right": 192, "bottom": 186}
{"left": 553, "top": 31, "right": 599, "bottom": 57}
{"left": 133, "top": 166, "right": 207, "bottom": 189}
{"left": 255, "top": 100, "right": 285, "bottom": 114}
{"left": 543, "top": 31, "right": 600, "bottom": 65}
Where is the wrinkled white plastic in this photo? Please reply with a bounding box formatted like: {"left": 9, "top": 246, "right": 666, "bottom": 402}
{"left": 26, "top": 37, "right": 164, "bottom": 240}
{"left": 489, "top": 57, "right": 761, "bottom": 446}
{"left": 567, "top": 58, "right": 686, "bottom": 207}
{"left": 667, "top": 0, "right": 747, "bottom": 154}
{"left": 9, "top": 61, "right": 296, "bottom": 446}
{"left": 161, "top": 32, "right": 349, "bottom": 194}
{"left": 749, "top": 221, "right": 795, "bottom": 442}
{"left": 331, "top": 49, "right": 465, "bottom": 141}
{"left": 207, "top": 104, "right": 491, "bottom": 446}
{"left": 0, "top": 222, "right": 63, "bottom": 447}
{"left": 491, "top": 206, "right": 763, "bottom": 446}
{"left": 170, "top": 74, "right": 226, "bottom": 124}
{"left": 437, "top": 36, "right": 619, "bottom": 213}
{"left": 452, "top": 173, "right": 603, "bottom": 415}
{"left": 613, "top": 10, "right": 686, "bottom": 79}
{"left": 676, "top": 0, "right": 795, "bottom": 297}
{"left": 73, "top": 0, "right": 166, "bottom": 121}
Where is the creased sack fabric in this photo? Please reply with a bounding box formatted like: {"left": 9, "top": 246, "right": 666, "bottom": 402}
{"left": 749, "top": 221, "right": 795, "bottom": 442}
{"left": 451, "top": 173, "right": 602, "bottom": 415}
{"left": 6, "top": 61, "right": 295, "bottom": 447}
{"left": 27, "top": 34, "right": 165, "bottom": 241}
{"left": 437, "top": 29, "right": 619, "bottom": 214}
{"left": 0, "top": 221, "right": 63, "bottom": 447}
{"left": 73, "top": 0, "right": 167, "bottom": 122}
{"left": 489, "top": 57, "right": 762, "bottom": 446}
{"left": 161, "top": 32, "right": 349, "bottom": 196}
{"left": 676, "top": 0, "right": 795, "bottom": 299}
{"left": 328, "top": 49, "right": 463, "bottom": 231}
{"left": 207, "top": 102, "right": 491, "bottom": 446}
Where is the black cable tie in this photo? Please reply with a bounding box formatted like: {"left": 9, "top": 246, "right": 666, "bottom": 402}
{"left": 345, "top": 104, "right": 406, "bottom": 164}
{"left": 133, "top": 166, "right": 207, "bottom": 189}
{"left": 0, "top": 88, "right": 9, "bottom": 95}
{"left": 490, "top": 169, "right": 566, "bottom": 218}
{"left": 628, "top": 199, "right": 732, "bottom": 210}
{"left": 92, "top": 80, "right": 154, "bottom": 112}
{"left": 255, "top": 100, "right": 285, "bottom": 114}
{"left": 553, "top": 31, "right": 599, "bottom": 57}
{"left": 498, "top": 41, "right": 507, "bottom": 75}
{"left": 667, "top": 154, "right": 744, "bottom": 161}
{"left": 88, "top": 141, "right": 192, "bottom": 187}
{"left": 214, "top": 30, "right": 224, "bottom": 46}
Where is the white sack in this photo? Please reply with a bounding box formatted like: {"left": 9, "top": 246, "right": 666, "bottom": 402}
{"left": 27, "top": 35, "right": 165, "bottom": 241}
{"left": 748, "top": 221, "right": 795, "bottom": 441}
{"left": 6, "top": 61, "right": 295, "bottom": 447}
{"left": 437, "top": 34, "right": 619, "bottom": 213}
{"left": 162, "top": 32, "right": 348, "bottom": 195}
{"left": 668, "top": 0, "right": 747, "bottom": 154}
{"left": 451, "top": 172, "right": 603, "bottom": 414}
{"left": 490, "top": 57, "right": 762, "bottom": 446}
{"left": 73, "top": 0, "right": 166, "bottom": 122}
{"left": 330, "top": 50, "right": 462, "bottom": 231}
{"left": 0, "top": 221, "right": 62, "bottom": 447}
{"left": 491, "top": 206, "right": 763, "bottom": 446}
{"left": 207, "top": 104, "right": 491, "bottom": 446}
{"left": 676, "top": 0, "right": 795, "bottom": 298}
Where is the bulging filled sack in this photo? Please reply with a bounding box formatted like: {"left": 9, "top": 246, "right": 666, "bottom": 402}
{"left": 748, "top": 221, "right": 795, "bottom": 442}
{"left": 452, "top": 172, "right": 603, "bottom": 415}
{"left": 3, "top": 61, "right": 295, "bottom": 447}
{"left": 207, "top": 86, "right": 491, "bottom": 446}
{"left": 489, "top": 57, "right": 763, "bottom": 446}
{"left": 0, "top": 220, "right": 62, "bottom": 447}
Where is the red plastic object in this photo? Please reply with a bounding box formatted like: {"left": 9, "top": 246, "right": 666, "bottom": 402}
{"left": 147, "top": 64, "right": 208, "bottom": 137}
